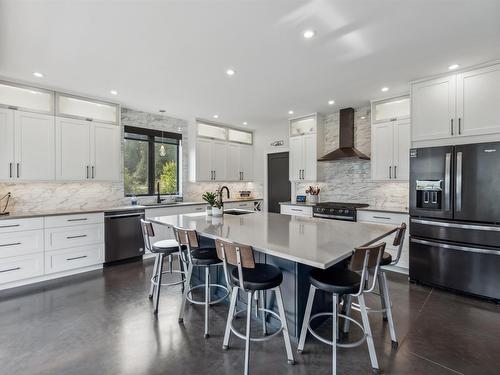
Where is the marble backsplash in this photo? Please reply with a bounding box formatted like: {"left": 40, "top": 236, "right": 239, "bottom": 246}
{"left": 296, "top": 106, "right": 409, "bottom": 210}
{"left": 0, "top": 108, "right": 262, "bottom": 213}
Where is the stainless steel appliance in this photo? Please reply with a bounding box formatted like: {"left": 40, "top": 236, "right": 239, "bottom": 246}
{"left": 409, "top": 142, "right": 500, "bottom": 300}
{"left": 313, "top": 202, "right": 369, "bottom": 221}
{"left": 104, "top": 209, "right": 145, "bottom": 264}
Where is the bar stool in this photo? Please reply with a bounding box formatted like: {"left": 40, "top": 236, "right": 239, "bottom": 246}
{"left": 343, "top": 223, "right": 407, "bottom": 348}
{"left": 297, "top": 243, "right": 385, "bottom": 375}
{"left": 140, "top": 219, "right": 186, "bottom": 315}
{"left": 215, "top": 238, "right": 294, "bottom": 375}
{"left": 174, "top": 227, "right": 229, "bottom": 338}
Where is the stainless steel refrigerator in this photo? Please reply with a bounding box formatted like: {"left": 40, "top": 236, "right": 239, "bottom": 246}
{"left": 409, "top": 142, "right": 500, "bottom": 300}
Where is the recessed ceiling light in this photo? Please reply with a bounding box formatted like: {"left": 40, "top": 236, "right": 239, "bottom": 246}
{"left": 226, "top": 69, "right": 235, "bottom": 76}
{"left": 33, "top": 72, "right": 44, "bottom": 78}
{"left": 110, "top": 90, "right": 118, "bottom": 95}
{"left": 288, "top": 110, "right": 294, "bottom": 115}
{"left": 243, "top": 122, "right": 248, "bottom": 125}
{"left": 381, "top": 87, "right": 389, "bottom": 92}
{"left": 213, "top": 114, "right": 219, "bottom": 119}
{"left": 303, "top": 30, "right": 315, "bottom": 39}
{"left": 328, "top": 100, "right": 335, "bottom": 105}
{"left": 448, "top": 64, "right": 460, "bottom": 70}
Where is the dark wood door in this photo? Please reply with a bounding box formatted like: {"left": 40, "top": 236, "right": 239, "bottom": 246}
{"left": 268, "top": 152, "right": 290, "bottom": 213}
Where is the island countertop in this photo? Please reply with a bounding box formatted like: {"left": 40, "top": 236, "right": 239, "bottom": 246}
{"left": 150, "top": 211, "right": 397, "bottom": 269}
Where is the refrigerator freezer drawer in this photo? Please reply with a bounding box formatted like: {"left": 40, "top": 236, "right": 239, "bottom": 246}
{"left": 409, "top": 237, "right": 500, "bottom": 300}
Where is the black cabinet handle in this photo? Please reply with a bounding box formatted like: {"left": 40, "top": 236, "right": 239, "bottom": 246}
{"left": 9, "top": 163, "right": 12, "bottom": 178}
{"left": 0, "top": 224, "right": 20, "bottom": 229}
{"left": 0, "top": 266, "right": 21, "bottom": 273}
{"left": 394, "top": 165, "right": 397, "bottom": 179}
{"left": 450, "top": 119, "right": 454, "bottom": 135}
{"left": 66, "top": 255, "right": 88, "bottom": 261}
{"left": 458, "top": 118, "right": 462, "bottom": 135}
{"left": 0, "top": 242, "right": 21, "bottom": 247}
{"left": 66, "top": 235, "right": 87, "bottom": 240}
{"left": 67, "top": 218, "right": 88, "bottom": 222}
{"left": 16, "top": 163, "right": 20, "bottom": 178}
{"left": 389, "top": 166, "right": 392, "bottom": 179}
{"left": 91, "top": 166, "right": 95, "bottom": 179}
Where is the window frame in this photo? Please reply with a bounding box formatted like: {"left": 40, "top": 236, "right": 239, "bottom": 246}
{"left": 124, "top": 125, "right": 181, "bottom": 197}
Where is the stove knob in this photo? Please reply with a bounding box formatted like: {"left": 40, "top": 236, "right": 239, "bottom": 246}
{"left": 343, "top": 210, "right": 349, "bottom": 214}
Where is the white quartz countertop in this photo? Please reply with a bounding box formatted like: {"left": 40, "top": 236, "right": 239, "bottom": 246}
{"left": 280, "top": 201, "right": 409, "bottom": 214}
{"left": 150, "top": 211, "right": 397, "bottom": 269}
{"left": 0, "top": 198, "right": 262, "bottom": 220}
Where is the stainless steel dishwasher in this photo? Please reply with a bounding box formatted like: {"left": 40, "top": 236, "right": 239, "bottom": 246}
{"left": 104, "top": 209, "right": 145, "bottom": 265}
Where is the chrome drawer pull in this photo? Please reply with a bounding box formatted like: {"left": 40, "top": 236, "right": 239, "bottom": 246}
{"left": 67, "top": 218, "right": 88, "bottom": 222}
{"left": 0, "top": 224, "right": 20, "bottom": 229}
{"left": 0, "top": 242, "right": 21, "bottom": 247}
{"left": 66, "top": 255, "right": 88, "bottom": 261}
{"left": 66, "top": 235, "right": 87, "bottom": 239}
{"left": 0, "top": 266, "right": 21, "bottom": 273}
{"left": 291, "top": 208, "right": 303, "bottom": 212}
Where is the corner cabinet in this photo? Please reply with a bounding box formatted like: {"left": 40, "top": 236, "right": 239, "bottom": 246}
{"left": 371, "top": 96, "right": 410, "bottom": 181}
{"left": 411, "top": 63, "right": 500, "bottom": 145}
{"left": 289, "top": 113, "right": 323, "bottom": 182}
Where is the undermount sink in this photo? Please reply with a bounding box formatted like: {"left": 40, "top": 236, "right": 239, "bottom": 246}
{"left": 224, "top": 209, "right": 254, "bottom": 216}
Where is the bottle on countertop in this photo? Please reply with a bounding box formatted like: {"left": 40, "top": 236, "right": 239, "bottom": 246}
{"left": 131, "top": 195, "right": 138, "bottom": 206}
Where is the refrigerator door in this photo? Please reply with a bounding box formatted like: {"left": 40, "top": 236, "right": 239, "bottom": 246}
{"left": 409, "top": 146, "right": 454, "bottom": 219}
{"left": 454, "top": 142, "right": 500, "bottom": 223}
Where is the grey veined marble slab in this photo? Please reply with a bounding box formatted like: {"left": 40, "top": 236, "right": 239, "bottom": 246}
{"left": 150, "top": 212, "right": 397, "bottom": 269}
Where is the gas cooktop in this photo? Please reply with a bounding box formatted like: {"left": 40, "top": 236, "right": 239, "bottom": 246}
{"left": 313, "top": 202, "right": 369, "bottom": 221}
{"left": 314, "top": 202, "right": 369, "bottom": 209}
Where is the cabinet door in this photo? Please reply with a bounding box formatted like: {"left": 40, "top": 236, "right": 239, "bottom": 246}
{"left": 226, "top": 143, "right": 241, "bottom": 181}
{"left": 411, "top": 76, "right": 456, "bottom": 141}
{"left": 456, "top": 64, "right": 500, "bottom": 137}
{"left": 0, "top": 108, "right": 15, "bottom": 180}
{"left": 92, "top": 122, "right": 121, "bottom": 181}
{"left": 56, "top": 117, "right": 91, "bottom": 180}
{"left": 371, "top": 122, "right": 394, "bottom": 181}
{"left": 196, "top": 138, "right": 213, "bottom": 181}
{"left": 240, "top": 144, "right": 253, "bottom": 181}
{"left": 212, "top": 140, "right": 227, "bottom": 181}
{"left": 393, "top": 120, "right": 411, "bottom": 181}
{"left": 303, "top": 134, "right": 317, "bottom": 181}
{"left": 14, "top": 111, "right": 55, "bottom": 180}
{"left": 289, "top": 136, "right": 303, "bottom": 181}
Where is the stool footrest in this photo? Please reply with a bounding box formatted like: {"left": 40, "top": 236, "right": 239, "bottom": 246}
{"left": 151, "top": 269, "right": 186, "bottom": 287}
{"left": 186, "top": 284, "right": 229, "bottom": 305}
{"left": 307, "top": 312, "right": 367, "bottom": 348}
{"left": 230, "top": 307, "right": 283, "bottom": 343}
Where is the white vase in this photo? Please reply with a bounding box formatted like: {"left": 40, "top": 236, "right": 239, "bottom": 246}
{"left": 212, "top": 207, "right": 223, "bottom": 217}
{"left": 206, "top": 206, "right": 213, "bottom": 216}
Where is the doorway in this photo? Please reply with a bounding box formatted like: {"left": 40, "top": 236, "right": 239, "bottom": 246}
{"left": 267, "top": 152, "right": 291, "bottom": 213}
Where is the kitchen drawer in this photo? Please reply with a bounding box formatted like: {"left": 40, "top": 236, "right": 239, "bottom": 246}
{"left": 45, "top": 223, "right": 103, "bottom": 251}
{"left": 145, "top": 204, "right": 205, "bottom": 218}
{"left": 44, "top": 212, "right": 104, "bottom": 228}
{"left": 0, "top": 217, "right": 44, "bottom": 234}
{"left": 183, "top": 205, "right": 206, "bottom": 214}
{"left": 0, "top": 229, "right": 44, "bottom": 258}
{"left": 0, "top": 253, "right": 44, "bottom": 284}
{"left": 45, "top": 244, "right": 103, "bottom": 274}
{"left": 280, "top": 204, "right": 313, "bottom": 217}
{"left": 225, "top": 201, "right": 254, "bottom": 210}
{"left": 357, "top": 210, "right": 409, "bottom": 225}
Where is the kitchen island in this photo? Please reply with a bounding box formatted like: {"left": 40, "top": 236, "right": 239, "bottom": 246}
{"left": 150, "top": 211, "right": 398, "bottom": 338}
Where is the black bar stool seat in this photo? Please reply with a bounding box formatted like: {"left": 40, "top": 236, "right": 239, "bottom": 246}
{"left": 190, "top": 247, "right": 220, "bottom": 265}
{"left": 309, "top": 268, "right": 361, "bottom": 295}
{"left": 152, "top": 239, "right": 184, "bottom": 255}
{"left": 230, "top": 263, "right": 283, "bottom": 290}
{"left": 379, "top": 252, "right": 392, "bottom": 266}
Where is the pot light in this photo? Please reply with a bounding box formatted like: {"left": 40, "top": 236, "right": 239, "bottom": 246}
{"left": 213, "top": 114, "right": 219, "bottom": 119}
{"left": 303, "top": 30, "right": 315, "bottom": 39}
{"left": 226, "top": 69, "right": 235, "bottom": 76}
{"left": 33, "top": 72, "right": 44, "bottom": 78}
{"left": 110, "top": 90, "right": 118, "bottom": 95}
{"left": 381, "top": 87, "right": 389, "bottom": 92}
{"left": 328, "top": 100, "right": 335, "bottom": 105}
{"left": 448, "top": 64, "right": 460, "bottom": 70}
{"left": 243, "top": 122, "right": 248, "bottom": 125}
{"left": 288, "top": 110, "right": 294, "bottom": 115}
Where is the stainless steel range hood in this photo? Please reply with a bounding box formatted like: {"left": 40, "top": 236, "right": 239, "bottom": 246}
{"left": 318, "top": 107, "right": 370, "bottom": 161}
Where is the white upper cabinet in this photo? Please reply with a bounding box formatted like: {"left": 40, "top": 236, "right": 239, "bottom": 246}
{"left": 394, "top": 120, "right": 411, "bottom": 181}
{"left": 289, "top": 136, "right": 304, "bottom": 181}
{"left": 0, "top": 108, "right": 15, "bottom": 180}
{"left": 56, "top": 94, "right": 118, "bottom": 124}
{"left": 411, "top": 63, "right": 500, "bottom": 145}
{"left": 56, "top": 117, "right": 91, "bottom": 180}
{"left": 371, "top": 122, "right": 394, "bottom": 180}
{"left": 227, "top": 143, "right": 253, "bottom": 181}
{"left": 212, "top": 140, "right": 228, "bottom": 181}
{"left": 411, "top": 75, "right": 456, "bottom": 142}
{"left": 456, "top": 64, "right": 500, "bottom": 137}
{"left": 239, "top": 144, "right": 253, "bottom": 181}
{"left": 92, "top": 122, "right": 121, "bottom": 181}
{"left": 228, "top": 128, "right": 253, "bottom": 144}
{"left": 196, "top": 138, "right": 214, "bottom": 181}
{"left": 303, "top": 134, "right": 317, "bottom": 181}
{"left": 0, "top": 81, "right": 53, "bottom": 114}
{"left": 373, "top": 96, "right": 410, "bottom": 123}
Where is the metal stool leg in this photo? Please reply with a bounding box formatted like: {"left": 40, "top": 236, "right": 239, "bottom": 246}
{"left": 148, "top": 254, "right": 160, "bottom": 299}
{"left": 178, "top": 263, "right": 193, "bottom": 323}
{"left": 378, "top": 273, "right": 388, "bottom": 321}
{"left": 342, "top": 294, "right": 353, "bottom": 334}
{"left": 223, "top": 286, "right": 238, "bottom": 350}
{"left": 153, "top": 253, "right": 165, "bottom": 314}
{"left": 358, "top": 294, "right": 380, "bottom": 373}
{"left": 380, "top": 272, "right": 398, "bottom": 347}
{"left": 168, "top": 254, "right": 173, "bottom": 273}
{"left": 260, "top": 290, "right": 267, "bottom": 335}
{"left": 204, "top": 266, "right": 210, "bottom": 338}
{"left": 276, "top": 287, "right": 295, "bottom": 364}
{"left": 332, "top": 293, "right": 338, "bottom": 375}
{"left": 178, "top": 254, "right": 185, "bottom": 293}
{"left": 244, "top": 291, "right": 253, "bottom": 375}
{"left": 298, "top": 285, "right": 316, "bottom": 352}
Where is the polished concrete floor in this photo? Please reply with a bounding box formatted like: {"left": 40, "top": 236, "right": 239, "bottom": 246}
{"left": 1, "top": 259, "right": 499, "bottom": 375}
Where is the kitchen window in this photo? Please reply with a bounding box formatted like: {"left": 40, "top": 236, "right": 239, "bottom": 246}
{"left": 124, "top": 126, "right": 181, "bottom": 196}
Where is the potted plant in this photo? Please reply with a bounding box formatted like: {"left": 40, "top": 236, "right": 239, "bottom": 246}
{"left": 212, "top": 197, "right": 224, "bottom": 217}
{"left": 202, "top": 192, "right": 217, "bottom": 216}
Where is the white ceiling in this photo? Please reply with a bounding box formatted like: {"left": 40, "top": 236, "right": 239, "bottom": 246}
{"left": 1, "top": 0, "right": 499, "bottom": 129}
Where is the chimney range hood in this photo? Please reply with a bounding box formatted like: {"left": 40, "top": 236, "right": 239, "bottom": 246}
{"left": 318, "top": 107, "right": 370, "bottom": 161}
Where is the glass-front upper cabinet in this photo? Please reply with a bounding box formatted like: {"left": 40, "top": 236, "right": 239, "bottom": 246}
{"left": 56, "top": 93, "right": 119, "bottom": 124}
{"left": 290, "top": 114, "right": 317, "bottom": 136}
{"left": 228, "top": 128, "right": 253, "bottom": 144}
{"left": 372, "top": 96, "right": 410, "bottom": 123}
{"left": 0, "top": 81, "right": 54, "bottom": 114}
{"left": 197, "top": 122, "right": 227, "bottom": 140}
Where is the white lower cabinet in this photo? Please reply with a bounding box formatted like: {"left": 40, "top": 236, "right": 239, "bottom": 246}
{"left": 0, "top": 229, "right": 44, "bottom": 258}
{"left": 280, "top": 204, "right": 313, "bottom": 217}
{"left": 44, "top": 224, "right": 104, "bottom": 251}
{"left": 45, "top": 244, "right": 104, "bottom": 274}
{"left": 0, "top": 253, "right": 44, "bottom": 284}
{"left": 225, "top": 201, "right": 254, "bottom": 210}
